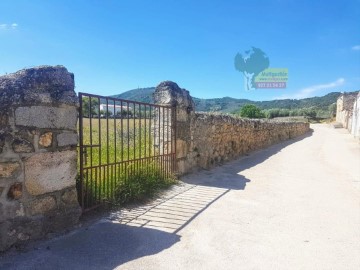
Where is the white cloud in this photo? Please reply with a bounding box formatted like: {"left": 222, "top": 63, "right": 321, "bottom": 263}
{"left": 352, "top": 45, "right": 360, "bottom": 51}
{"left": 0, "top": 23, "right": 18, "bottom": 30}
{"left": 275, "top": 78, "right": 345, "bottom": 100}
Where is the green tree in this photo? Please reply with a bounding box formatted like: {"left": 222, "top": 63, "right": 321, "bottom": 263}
{"left": 234, "top": 47, "right": 270, "bottom": 90}
{"left": 100, "top": 110, "right": 113, "bottom": 117}
{"left": 303, "top": 107, "right": 317, "bottom": 119}
{"left": 116, "top": 109, "right": 133, "bottom": 118}
{"left": 82, "top": 97, "right": 99, "bottom": 117}
{"left": 239, "top": 104, "right": 265, "bottom": 118}
{"left": 328, "top": 103, "right": 337, "bottom": 117}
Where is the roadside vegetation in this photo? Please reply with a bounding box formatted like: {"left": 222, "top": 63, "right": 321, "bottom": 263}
{"left": 235, "top": 103, "right": 337, "bottom": 121}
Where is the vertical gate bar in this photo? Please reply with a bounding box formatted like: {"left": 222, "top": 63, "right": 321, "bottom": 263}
{"left": 170, "top": 106, "right": 173, "bottom": 173}
{"left": 153, "top": 107, "right": 156, "bottom": 158}
{"left": 98, "top": 97, "right": 101, "bottom": 167}
{"left": 97, "top": 167, "right": 100, "bottom": 204}
{"left": 139, "top": 104, "right": 142, "bottom": 159}
{"left": 100, "top": 166, "right": 103, "bottom": 203}
{"left": 89, "top": 97, "right": 93, "bottom": 208}
{"left": 162, "top": 106, "right": 165, "bottom": 179}
{"left": 144, "top": 105, "right": 147, "bottom": 158}
{"left": 97, "top": 97, "right": 102, "bottom": 206}
{"left": 133, "top": 102, "right": 136, "bottom": 160}
{"left": 91, "top": 167, "right": 99, "bottom": 206}
{"left": 144, "top": 105, "right": 147, "bottom": 174}
{"left": 85, "top": 169, "right": 89, "bottom": 208}
{"left": 121, "top": 100, "right": 124, "bottom": 163}
{"left": 90, "top": 168, "right": 93, "bottom": 208}
{"left": 103, "top": 164, "right": 106, "bottom": 201}
{"left": 127, "top": 102, "right": 130, "bottom": 184}
{"left": 158, "top": 106, "right": 161, "bottom": 176}
{"left": 127, "top": 102, "right": 130, "bottom": 162}
{"left": 120, "top": 101, "right": 123, "bottom": 187}
{"left": 166, "top": 107, "right": 170, "bottom": 177}
{"left": 114, "top": 99, "right": 117, "bottom": 164}
{"left": 149, "top": 106, "right": 152, "bottom": 157}
{"left": 78, "top": 93, "right": 85, "bottom": 211}
{"left": 113, "top": 99, "right": 116, "bottom": 194}
{"left": 106, "top": 98, "right": 110, "bottom": 199}
{"left": 173, "top": 106, "right": 177, "bottom": 172}
{"left": 89, "top": 97, "right": 93, "bottom": 168}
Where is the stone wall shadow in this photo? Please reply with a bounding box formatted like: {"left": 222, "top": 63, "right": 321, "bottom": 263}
{"left": 0, "top": 221, "right": 180, "bottom": 270}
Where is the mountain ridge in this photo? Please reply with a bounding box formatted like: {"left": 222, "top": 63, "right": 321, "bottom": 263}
{"left": 111, "top": 87, "right": 356, "bottom": 113}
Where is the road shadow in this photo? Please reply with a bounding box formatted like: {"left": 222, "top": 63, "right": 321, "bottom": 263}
{"left": 0, "top": 221, "right": 180, "bottom": 270}
{"left": 107, "top": 131, "right": 313, "bottom": 236}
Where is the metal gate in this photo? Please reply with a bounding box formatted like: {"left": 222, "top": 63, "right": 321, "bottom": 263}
{"left": 77, "top": 92, "right": 176, "bottom": 211}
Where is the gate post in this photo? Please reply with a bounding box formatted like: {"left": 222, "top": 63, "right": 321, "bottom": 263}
{"left": 154, "top": 81, "right": 195, "bottom": 175}
{"left": 0, "top": 66, "right": 81, "bottom": 251}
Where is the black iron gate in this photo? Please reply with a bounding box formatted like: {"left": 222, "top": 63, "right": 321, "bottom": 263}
{"left": 77, "top": 92, "right": 176, "bottom": 211}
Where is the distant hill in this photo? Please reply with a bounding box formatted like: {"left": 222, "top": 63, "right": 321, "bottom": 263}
{"left": 112, "top": 87, "right": 356, "bottom": 113}
{"left": 112, "top": 87, "right": 154, "bottom": 104}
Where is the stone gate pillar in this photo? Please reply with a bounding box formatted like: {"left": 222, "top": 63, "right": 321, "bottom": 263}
{"left": 153, "top": 81, "right": 195, "bottom": 175}
{"left": 0, "top": 66, "right": 81, "bottom": 251}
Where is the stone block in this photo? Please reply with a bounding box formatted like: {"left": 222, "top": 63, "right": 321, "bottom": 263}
{"left": 177, "top": 159, "right": 186, "bottom": 175}
{"left": 176, "top": 139, "right": 188, "bottom": 159}
{"left": 0, "top": 162, "right": 20, "bottom": 178}
{"left": 0, "top": 135, "right": 4, "bottom": 154}
{"left": 7, "top": 182, "right": 22, "bottom": 200}
{"left": 24, "top": 150, "right": 77, "bottom": 196}
{"left": 177, "top": 109, "right": 189, "bottom": 122}
{"left": 61, "top": 187, "right": 79, "bottom": 206}
{"left": 39, "top": 132, "right": 53, "bottom": 147}
{"left": 12, "top": 138, "right": 34, "bottom": 153}
{"left": 15, "top": 106, "right": 77, "bottom": 130}
{"left": 0, "top": 201, "right": 24, "bottom": 222}
{"left": 0, "top": 65, "right": 77, "bottom": 107}
{"left": 57, "top": 132, "right": 78, "bottom": 147}
{"left": 0, "top": 113, "right": 8, "bottom": 127}
{"left": 29, "top": 196, "right": 56, "bottom": 215}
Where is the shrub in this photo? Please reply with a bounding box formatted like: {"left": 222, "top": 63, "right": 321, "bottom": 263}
{"left": 114, "top": 162, "right": 177, "bottom": 204}
{"left": 239, "top": 104, "right": 265, "bottom": 118}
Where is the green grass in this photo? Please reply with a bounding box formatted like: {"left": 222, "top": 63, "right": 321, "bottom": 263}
{"left": 114, "top": 162, "right": 177, "bottom": 204}
{"left": 80, "top": 118, "right": 155, "bottom": 167}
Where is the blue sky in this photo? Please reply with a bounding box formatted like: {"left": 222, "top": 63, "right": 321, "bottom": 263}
{"left": 1, "top": 0, "right": 359, "bottom": 101}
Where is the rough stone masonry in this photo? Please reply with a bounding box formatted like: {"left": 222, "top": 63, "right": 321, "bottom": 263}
{"left": 154, "top": 81, "right": 310, "bottom": 175}
{"left": 0, "top": 66, "right": 81, "bottom": 251}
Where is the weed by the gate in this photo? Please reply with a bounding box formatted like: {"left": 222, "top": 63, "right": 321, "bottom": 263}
{"left": 114, "top": 162, "right": 177, "bottom": 204}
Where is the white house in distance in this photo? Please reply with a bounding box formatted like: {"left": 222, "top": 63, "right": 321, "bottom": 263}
{"left": 99, "top": 104, "right": 132, "bottom": 115}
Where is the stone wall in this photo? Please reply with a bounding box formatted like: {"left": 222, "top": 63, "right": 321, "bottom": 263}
{"left": 336, "top": 92, "right": 358, "bottom": 130}
{"left": 0, "top": 66, "right": 81, "bottom": 251}
{"left": 350, "top": 92, "right": 360, "bottom": 140}
{"left": 154, "top": 81, "right": 310, "bottom": 175}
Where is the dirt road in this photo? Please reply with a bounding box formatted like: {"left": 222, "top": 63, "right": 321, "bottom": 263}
{"left": 1, "top": 124, "right": 359, "bottom": 269}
